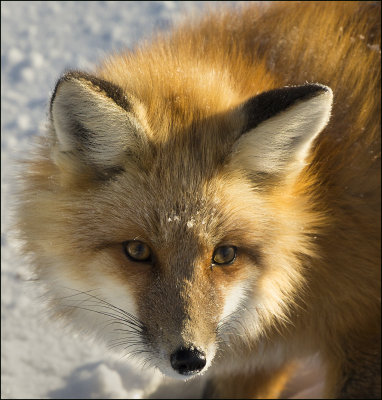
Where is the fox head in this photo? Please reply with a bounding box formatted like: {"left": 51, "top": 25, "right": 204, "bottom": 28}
{"left": 18, "top": 71, "right": 332, "bottom": 378}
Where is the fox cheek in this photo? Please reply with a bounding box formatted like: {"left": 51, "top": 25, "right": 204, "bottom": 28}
{"left": 219, "top": 282, "right": 248, "bottom": 323}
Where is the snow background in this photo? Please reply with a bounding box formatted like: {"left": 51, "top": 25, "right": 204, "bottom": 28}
{"left": 1, "top": 1, "right": 324, "bottom": 398}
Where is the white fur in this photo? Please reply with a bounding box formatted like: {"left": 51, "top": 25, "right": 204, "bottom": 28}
{"left": 220, "top": 282, "right": 248, "bottom": 321}
{"left": 39, "top": 254, "right": 142, "bottom": 359}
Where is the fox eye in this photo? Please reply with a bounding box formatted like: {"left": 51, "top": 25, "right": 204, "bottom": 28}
{"left": 212, "top": 246, "right": 237, "bottom": 265}
{"left": 123, "top": 240, "right": 152, "bottom": 262}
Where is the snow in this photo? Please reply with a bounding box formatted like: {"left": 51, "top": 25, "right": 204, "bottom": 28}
{"left": 1, "top": 1, "right": 323, "bottom": 398}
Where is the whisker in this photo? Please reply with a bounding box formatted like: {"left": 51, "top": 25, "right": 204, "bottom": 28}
{"left": 55, "top": 286, "right": 155, "bottom": 366}
{"left": 65, "top": 304, "right": 144, "bottom": 332}
{"left": 59, "top": 287, "right": 143, "bottom": 326}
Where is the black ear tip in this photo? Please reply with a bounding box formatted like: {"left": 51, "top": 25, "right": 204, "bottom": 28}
{"left": 280, "top": 83, "right": 333, "bottom": 105}
{"left": 313, "top": 83, "right": 331, "bottom": 91}
{"left": 242, "top": 83, "right": 333, "bottom": 132}
{"left": 50, "top": 71, "right": 131, "bottom": 114}
{"left": 50, "top": 70, "right": 92, "bottom": 114}
{"left": 302, "top": 83, "right": 333, "bottom": 97}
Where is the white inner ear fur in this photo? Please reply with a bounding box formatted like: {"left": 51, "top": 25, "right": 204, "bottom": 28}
{"left": 231, "top": 89, "right": 333, "bottom": 176}
{"left": 51, "top": 79, "right": 145, "bottom": 167}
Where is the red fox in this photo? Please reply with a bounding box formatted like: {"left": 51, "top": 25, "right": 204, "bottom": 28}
{"left": 16, "top": 1, "right": 380, "bottom": 398}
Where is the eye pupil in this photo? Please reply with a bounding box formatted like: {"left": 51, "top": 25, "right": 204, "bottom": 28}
{"left": 123, "top": 241, "right": 152, "bottom": 262}
{"left": 133, "top": 243, "right": 144, "bottom": 256}
{"left": 212, "top": 246, "right": 237, "bottom": 265}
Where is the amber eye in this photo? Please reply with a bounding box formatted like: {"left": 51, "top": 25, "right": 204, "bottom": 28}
{"left": 212, "top": 245, "right": 237, "bottom": 265}
{"left": 123, "top": 240, "right": 152, "bottom": 262}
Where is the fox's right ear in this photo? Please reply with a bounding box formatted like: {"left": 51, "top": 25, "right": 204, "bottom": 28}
{"left": 50, "top": 71, "right": 148, "bottom": 175}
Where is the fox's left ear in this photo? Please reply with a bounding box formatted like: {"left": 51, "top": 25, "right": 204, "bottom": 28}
{"left": 230, "top": 84, "right": 333, "bottom": 178}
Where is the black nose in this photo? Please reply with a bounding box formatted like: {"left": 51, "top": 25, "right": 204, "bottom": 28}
{"left": 170, "top": 346, "right": 206, "bottom": 375}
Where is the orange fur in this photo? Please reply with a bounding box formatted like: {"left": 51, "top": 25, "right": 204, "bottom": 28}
{"left": 16, "top": 1, "right": 380, "bottom": 398}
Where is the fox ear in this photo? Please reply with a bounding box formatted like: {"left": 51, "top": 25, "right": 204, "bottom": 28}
{"left": 50, "top": 71, "right": 147, "bottom": 173}
{"left": 230, "top": 84, "right": 333, "bottom": 178}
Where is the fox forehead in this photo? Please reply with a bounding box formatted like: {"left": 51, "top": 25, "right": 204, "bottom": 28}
{"left": 88, "top": 124, "right": 237, "bottom": 235}
{"left": 108, "top": 169, "right": 229, "bottom": 246}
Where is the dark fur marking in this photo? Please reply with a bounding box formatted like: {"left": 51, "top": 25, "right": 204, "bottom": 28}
{"left": 69, "top": 119, "right": 92, "bottom": 145}
{"left": 242, "top": 84, "right": 329, "bottom": 134}
{"left": 97, "top": 166, "right": 126, "bottom": 181}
